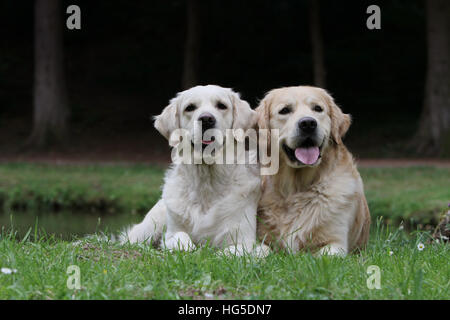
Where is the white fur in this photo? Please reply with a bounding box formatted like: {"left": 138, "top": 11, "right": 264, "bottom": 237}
{"left": 124, "top": 85, "right": 269, "bottom": 257}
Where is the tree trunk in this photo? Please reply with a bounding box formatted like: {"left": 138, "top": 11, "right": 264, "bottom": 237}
{"left": 182, "top": 0, "right": 201, "bottom": 90}
{"left": 309, "top": 0, "right": 326, "bottom": 88}
{"left": 413, "top": 0, "right": 450, "bottom": 155}
{"left": 28, "top": 0, "right": 69, "bottom": 148}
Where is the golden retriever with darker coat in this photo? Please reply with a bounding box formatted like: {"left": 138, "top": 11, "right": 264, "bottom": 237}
{"left": 256, "top": 86, "right": 370, "bottom": 255}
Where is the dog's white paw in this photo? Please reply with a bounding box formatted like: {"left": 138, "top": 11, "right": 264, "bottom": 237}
{"left": 252, "top": 244, "right": 271, "bottom": 258}
{"left": 163, "top": 232, "right": 196, "bottom": 252}
{"left": 220, "top": 243, "right": 271, "bottom": 258}
{"left": 318, "top": 244, "right": 347, "bottom": 257}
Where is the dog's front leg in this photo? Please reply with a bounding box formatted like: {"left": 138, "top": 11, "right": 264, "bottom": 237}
{"left": 124, "top": 199, "right": 166, "bottom": 244}
{"left": 161, "top": 210, "right": 196, "bottom": 252}
{"left": 222, "top": 205, "right": 270, "bottom": 258}
{"left": 317, "top": 213, "right": 352, "bottom": 256}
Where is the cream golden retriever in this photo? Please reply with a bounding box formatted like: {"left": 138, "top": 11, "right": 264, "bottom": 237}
{"left": 124, "top": 85, "right": 268, "bottom": 257}
{"left": 256, "top": 86, "right": 370, "bottom": 256}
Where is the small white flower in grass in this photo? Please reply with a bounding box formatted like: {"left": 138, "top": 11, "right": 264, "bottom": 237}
{"left": 417, "top": 243, "right": 425, "bottom": 251}
{"left": 1, "top": 267, "right": 17, "bottom": 274}
{"left": 389, "top": 251, "right": 394, "bottom": 256}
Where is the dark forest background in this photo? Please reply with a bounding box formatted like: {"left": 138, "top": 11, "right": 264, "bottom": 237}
{"left": 0, "top": 0, "right": 449, "bottom": 162}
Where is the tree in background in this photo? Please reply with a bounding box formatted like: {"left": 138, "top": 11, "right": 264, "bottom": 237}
{"left": 28, "top": 0, "right": 69, "bottom": 148}
{"left": 309, "top": 0, "right": 326, "bottom": 87}
{"left": 413, "top": 0, "right": 450, "bottom": 155}
{"left": 182, "top": 0, "right": 201, "bottom": 90}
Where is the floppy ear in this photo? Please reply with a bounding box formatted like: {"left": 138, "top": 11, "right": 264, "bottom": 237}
{"left": 255, "top": 95, "right": 272, "bottom": 149}
{"left": 154, "top": 98, "right": 179, "bottom": 140}
{"left": 255, "top": 96, "right": 270, "bottom": 131}
{"left": 231, "top": 92, "right": 257, "bottom": 131}
{"left": 327, "top": 94, "right": 351, "bottom": 145}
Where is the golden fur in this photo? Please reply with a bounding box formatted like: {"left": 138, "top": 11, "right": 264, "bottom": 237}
{"left": 256, "top": 86, "right": 370, "bottom": 255}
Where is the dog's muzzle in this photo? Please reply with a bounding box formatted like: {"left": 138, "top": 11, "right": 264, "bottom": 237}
{"left": 198, "top": 113, "right": 216, "bottom": 146}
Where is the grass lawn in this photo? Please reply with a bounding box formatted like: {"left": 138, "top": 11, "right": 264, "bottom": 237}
{"left": 0, "top": 225, "right": 448, "bottom": 299}
{"left": 0, "top": 163, "right": 166, "bottom": 214}
{"left": 0, "top": 163, "right": 448, "bottom": 299}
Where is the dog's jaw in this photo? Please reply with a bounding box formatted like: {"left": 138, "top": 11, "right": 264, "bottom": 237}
{"left": 280, "top": 138, "right": 325, "bottom": 168}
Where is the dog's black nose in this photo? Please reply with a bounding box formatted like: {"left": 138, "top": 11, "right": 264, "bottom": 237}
{"left": 198, "top": 113, "right": 216, "bottom": 129}
{"left": 298, "top": 117, "right": 317, "bottom": 134}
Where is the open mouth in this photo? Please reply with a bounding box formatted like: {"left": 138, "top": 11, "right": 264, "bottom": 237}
{"left": 191, "top": 136, "right": 216, "bottom": 149}
{"left": 201, "top": 136, "right": 215, "bottom": 145}
{"left": 282, "top": 138, "right": 322, "bottom": 165}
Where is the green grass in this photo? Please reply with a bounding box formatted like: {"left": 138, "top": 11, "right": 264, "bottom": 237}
{"left": 0, "top": 164, "right": 448, "bottom": 225}
{"left": 0, "top": 224, "right": 448, "bottom": 299}
{"left": 362, "top": 167, "right": 450, "bottom": 225}
{"left": 0, "top": 163, "right": 165, "bottom": 214}
{"left": 0, "top": 164, "right": 448, "bottom": 299}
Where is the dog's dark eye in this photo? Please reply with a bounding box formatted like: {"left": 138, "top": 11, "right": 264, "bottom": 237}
{"left": 216, "top": 102, "right": 228, "bottom": 110}
{"left": 185, "top": 104, "right": 197, "bottom": 112}
{"left": 313, "top": 105, "right": 323, "bottom": 112}
{"left": 279, "top": 106, "right": 292, "bottom": 115}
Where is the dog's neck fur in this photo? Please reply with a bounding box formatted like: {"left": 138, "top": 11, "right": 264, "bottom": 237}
{"left": 178, "top": 162, "right": 231, "bottom": 190}
{"left": 175, "top": 140, "right": 244, "bottom": 192}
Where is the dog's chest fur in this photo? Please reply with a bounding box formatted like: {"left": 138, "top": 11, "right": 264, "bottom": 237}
{"left": 257, "top": 164, "right": 361, "bottom": 252}
{"left": 163, "top": 163, "right": 261, "bottom": 245}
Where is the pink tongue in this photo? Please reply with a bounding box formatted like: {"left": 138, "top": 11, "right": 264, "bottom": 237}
{"left": 202, "top": 140, "right": 213, "bottom": 145}
{"left": 294, "top": 147, "right": 320, "bottom": 165}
